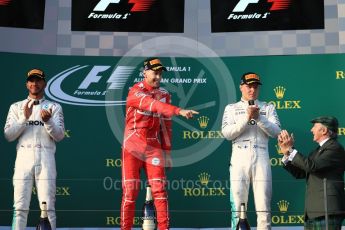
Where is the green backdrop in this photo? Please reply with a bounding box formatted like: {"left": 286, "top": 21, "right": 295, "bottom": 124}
{"left": 1, "top": 52, "right": 344, "bottom": 228}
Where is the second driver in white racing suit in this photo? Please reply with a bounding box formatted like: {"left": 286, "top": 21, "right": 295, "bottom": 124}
{"left": 222, "top": 72, "right": 281, "bottom": 230}
{"left": 4, "top": 69, "right": 65, "bottom": 230}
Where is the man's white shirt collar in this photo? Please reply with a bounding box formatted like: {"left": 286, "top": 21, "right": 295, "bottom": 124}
{"left": 319, "top": 138, "right": 330, "bottom": 147}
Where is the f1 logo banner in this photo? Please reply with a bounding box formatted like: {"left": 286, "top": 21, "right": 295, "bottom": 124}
{"left": 211, "top": 0, "right": 324, "bottom": 32}
{"left": 0, "top": 0, "right": 45, "bottom": 29}
{"left": 72, "top": 0, "right": 184, "bottom": 32}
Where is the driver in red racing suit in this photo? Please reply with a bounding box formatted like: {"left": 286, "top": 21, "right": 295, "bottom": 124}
{"left": 121, "top": 58, "right": 198, "bottom": 230}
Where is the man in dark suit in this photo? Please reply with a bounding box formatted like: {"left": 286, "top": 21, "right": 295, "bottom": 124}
{"left": 278, "top": 116, "right": 345, "bottom": 230}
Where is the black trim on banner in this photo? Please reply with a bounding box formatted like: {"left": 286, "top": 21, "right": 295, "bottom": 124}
{"left": 0, "top": 0, "right": 45, "bottom": 29}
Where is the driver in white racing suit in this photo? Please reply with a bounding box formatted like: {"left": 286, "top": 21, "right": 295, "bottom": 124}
{"left": 4, "top": 69, "right": 65, "bottom": 230}
{"left": 222, "top": 72, "right": 281, "bottom": 230}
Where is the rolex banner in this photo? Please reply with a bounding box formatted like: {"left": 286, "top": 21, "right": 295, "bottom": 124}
{"left": 0, "top": 0, "right": 45, "bottom": 29}
{"left": 1, "top": 52, "right": 345, "bottom": 229}
{"left": 71, "top": 0, "right": 185, "bottom": 32}
{"left": 211, "top": 0, "right": 324, "bottom": 32}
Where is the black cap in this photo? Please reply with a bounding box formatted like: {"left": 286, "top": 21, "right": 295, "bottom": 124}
{"left": 311, "top": 116, "right": 338, "bottom": 132}
{"left": 143, "top": 58, "right": 167, "bottom": 71}
{"left": 240, "top": 72, "right": 262, "bottom": 85}
{"left": 27, "top": 69, "right": 45, "bottom": 81}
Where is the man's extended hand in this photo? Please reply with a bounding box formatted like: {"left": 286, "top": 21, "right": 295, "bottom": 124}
{"left": 247, "top": 105, "right": 259, "bottom": 120}
{"left": 24, "top": 100, "right": 33, "bottom": 119}
{"left": 278, "top": 130, "right": 294, "bottom": 155}
{"left": 41, "top": 109, "right": 52, "bottom": 122}
{"left": 179, "top": 109, "right": 199, "bottom": 119}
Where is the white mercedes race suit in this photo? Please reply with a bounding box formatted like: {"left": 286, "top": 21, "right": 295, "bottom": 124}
{"left": 221, "top": 99, "right": 281, "bottom": 230}
{"left": 4, "top": 97, "right": 65, "bottom": 230}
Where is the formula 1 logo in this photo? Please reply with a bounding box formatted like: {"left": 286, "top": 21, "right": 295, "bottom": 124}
{"left": 233, "top": 0, "right": 291, "bottom": 12}
{"left": 128, "top": 0, "right": 155, "bottom": 12}
{"left": 93, "top": 0, "right": 155, "bottom": 12}
{"left": 211, "top": 0, "right": 324, "bottom": 32}
{"left": 46, "top": 65, "right": 135, "bottom": 106}
{"left": 72, "top": 0, "right": 184, "bottom": 32}
{"left": 268, "top": 0, "right": 291, "bottom": 11}
{"left": 233, "top": 0, "right": 259, "bottom": 12}
{"left": 228, "top": 0, "right": 291, "bottom": 20}
{"left": 87, "top": 0, "right": 156, "bottom": 21}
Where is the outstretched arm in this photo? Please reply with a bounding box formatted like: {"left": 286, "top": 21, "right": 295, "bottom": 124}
{"left": 127, "top": 89, "right": 180, "bottom": 117}
{"left": 178, "top": 109, "right": 199, "bottom": 119}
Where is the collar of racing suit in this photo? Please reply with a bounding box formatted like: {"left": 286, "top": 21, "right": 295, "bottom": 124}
{"left": 27, "top": 96, "right": 45, "bottom": 105}
{"left": 142, "top": 80, "right": 156, "bottom": 91}
{"left": 240, "top": 98, "right": 258, "bottom": 105}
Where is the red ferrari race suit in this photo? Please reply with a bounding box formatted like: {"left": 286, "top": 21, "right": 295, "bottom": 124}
{"left": 121, "top": 80, "right": 180, "bottom": 230}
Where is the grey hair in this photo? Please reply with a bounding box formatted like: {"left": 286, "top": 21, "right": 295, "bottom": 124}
{"left": 320, "top": 124, "right": 338, "bottom": 139}
{"left": 321, "top": 124, "right": 338, "bottom": 139}
{"left": 328, "top": 129, "right": 338, "bottom": 139}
